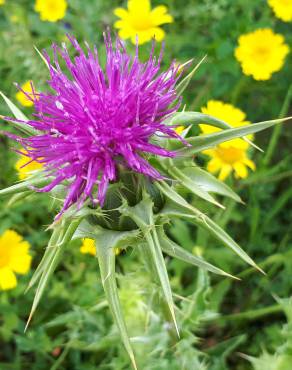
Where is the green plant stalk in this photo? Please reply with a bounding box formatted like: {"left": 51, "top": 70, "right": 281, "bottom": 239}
{"left": 215, "top": 304, "right": 283, "bottom": 323}
{"left": 263, "top": 84, "right": 292, "bottom": 166}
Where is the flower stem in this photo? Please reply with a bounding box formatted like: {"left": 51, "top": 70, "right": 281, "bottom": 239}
{"left": 216, "top": 304, "right": 282, "bottom": 323}
{"left": 263, "top": 84, "right": 292, "bottom": 166}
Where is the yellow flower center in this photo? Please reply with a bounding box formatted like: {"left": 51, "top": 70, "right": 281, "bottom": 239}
{"left": 46, "top": 0, "right": 58, "bottom": 12}
{"left": 130, "top": 15, "right": 153, "bottom": 31}
{"left": 279, "top": 0, "right": 290, "bottom": 5}
{"left": 252, "top": 47, "right": 271, "bottom": 63}
{"left": 0, "top": 248, "right": 10, "bottom": 268}
{"left": 216, "top": 146, "right": 244, "bottom": 164}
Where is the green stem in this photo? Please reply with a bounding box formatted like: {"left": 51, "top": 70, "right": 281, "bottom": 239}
{"left": 216, "top": 304, "right": 282, "bottom": 323}
{"left": 50, "top": 343, "right": 71, "bottom": 370}
{"left": 231, "top": 76, "right": 248, "bottom": 105}
{"left": 263, "top": 84, "right": 292, "bottom": 166}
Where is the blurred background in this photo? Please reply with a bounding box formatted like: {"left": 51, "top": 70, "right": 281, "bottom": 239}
{"left": 0, "top": 1, "right": 291, "bottom": 369}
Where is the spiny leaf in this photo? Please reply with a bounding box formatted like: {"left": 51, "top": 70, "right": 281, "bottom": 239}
{"left": 176, "top": 55, "right": 207, "bottom": 97}
{"left": 25, "top": 219, "right": 81, "bottom": 330}
{"left": 25, "top": 225, "right": 62, "bottom": 292}
{"left": 73, "top": 219, "right": 140, "bottom": 247}
{"left": 166, "top": 111, "right": 262, "bottom": 152}
{"left": 95, "top": 240, "right": 137, "bottom": 370}
{"left": 166, "top": 111, "right": 233, "bottom": 129}
{"left": 7, "top": 191, "right": 34, "bottom": 207}
{"left": 121, "top": 193, "right": 179, "bottom": 337}
{"left": 181, "top": 166, "right": 242, "bottom": 203}
{"left": 157, "top": 226, "right": 239, "bottom": 280}
{"left": 168, "top": 166, "right": 225, "bottom": 208}
{"left": 156, "top": 181, "right": 264, "bottom": 273}
{"left": 0, "top": 175, "right": 51, "bottom": 197}
{"left": 0, "top": 90, "right": 38, "bottom": 136}
{"left": 25, "top": 244, "right": 63, "bottom": 331}
{"left": 34, "top": 45, "right": 57, "bottom": 72}
{"left": 179, "top": 117, "right": 292, "bottom": 157}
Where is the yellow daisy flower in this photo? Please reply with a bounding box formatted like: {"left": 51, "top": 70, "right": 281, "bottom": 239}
{"left": 0, "top": 230, "right": 32, "bottom": 291}
{"left": 203, "top": 146, "right": 256, "bottom": 181}
{"left": 15, "top": 81, "right": 37, "bottom": 107}
{"left": 80, "top": 238, "right": 96, "bottom": 256}
{"left": 200, "top": 100, "right": 252, "bottom": 149}
{"left": 234, "top": 28, "right": 289, "bottom": 81}
{"left": 35, "top": 0, "right": 67, "bottom": 22}
{"left": 268, "top": 0, "right": 292, "bottom": 22}
{"left": 114, "top": 0, "right": 173, "bottom": 45}
{"left": 200, "top": 100, "right": 255, "bottom": 181}
{"left": 15, "top": 152, "right": 43, "bottom": 180}
{"left": 0, "top": 0, "right": 5, "bottom": 6}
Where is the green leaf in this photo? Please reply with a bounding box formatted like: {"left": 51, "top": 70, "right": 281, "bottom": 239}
{"left": 157, "top": 226, "right": 238, "bottom": 279}
{"left": 95, "top": 237, "right": 137, "bottom": 370}
{"left": 167, "top": 166, "right": 225, "bottom": 208}
{"left": 25, "top": 226, "right": 62, "bottom": 292}
{"left": 156, "top": 181, "right": 264, "bottom": 273}
{"left": 73, "top": 219, "right": 140, "bottom": 248}
{"left": 165, "top": 111, "right": 233, "bottom": 129}
{"left": 7, "top": 191, "right": 34, "bottom": 207}
{"left": 121, "top": 193, "right": 179, "bottom": 337}
{"left": 0, "top": 175, "right": 51, "bottom": 197}
{"left": 181, "top": 166, "right": 242, "bottom": 203}
{"left": 175, "top": 56, "right": 207, "bottom": 98}
{"left": 0, "top": 90, "right": 39, "bottom": 136}
{"left": 25, "top": 219, "right": 81, "bottom": 330}
{"left": 34, "top": 45, "right": 57, "bottom": 72}
{"left": 179, "top": 117, "right": 291, "bottom": 157}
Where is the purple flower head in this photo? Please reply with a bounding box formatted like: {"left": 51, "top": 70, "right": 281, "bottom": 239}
{"left": 11, "top": 33, "right": 183, "bottom": 217}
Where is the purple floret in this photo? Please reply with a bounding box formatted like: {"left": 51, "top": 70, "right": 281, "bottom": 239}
{"left": 10, "top": 33, "right": 183, "bottom": 217}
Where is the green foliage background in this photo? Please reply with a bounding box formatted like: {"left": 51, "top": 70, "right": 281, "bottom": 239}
{"left": 0, "top": 1, "right": 291, "bottom": 369}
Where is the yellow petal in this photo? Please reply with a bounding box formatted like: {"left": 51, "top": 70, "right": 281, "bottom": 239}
{"left": 151, "top": 5, "right": 173, "bottom": 25}
{"left": 80, "top": 238, "right": 96, "bottom": 256}
{"left": 113, "top": 7, "right": 129, "bottom": 19}
{"left": 152, "top": 27, "right": 165, "bottom": 42}
{"left": 131, "top": 30, "right": 154, "bottom": 45}
{"left": 207, "top": 157, "right": 222, "bottom": 174}
{"left": 10, "top": 253, "right": 32, "bottom": 275}
{"left": 15, "top": 80, "right": 37, "bottom": 107}
{"left": 203, "top": 148, "right": 216, "bottom": 157}
{"left": 128, "top": 0, "right": 151, "bottom": 14}
{"left": 218, "top": 165, "right": 232, "bottom": 181}
{"left": 118, "top": 27, "right": 135, "bottom": 40}
{"left": 0, "top": 267, "right": 17, "bottom": 290}
{"left": 233, "top": 162, "right": 248, "bottom": 178}
{"left": 0, "top": 229, "right": 23, "bottom": 246}
{"left": 243, "top": 157, "right": 256, "bottom": 171}
{"left": 175, "top": 126, "right": 185, "bottom": 135}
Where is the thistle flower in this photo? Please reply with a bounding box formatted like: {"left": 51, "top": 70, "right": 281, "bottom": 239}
{"left": 1, "top": 33, "right": 286, "bottom": 370}
{"left": 9, "top": 34, "right": 182, "bottom": 217}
